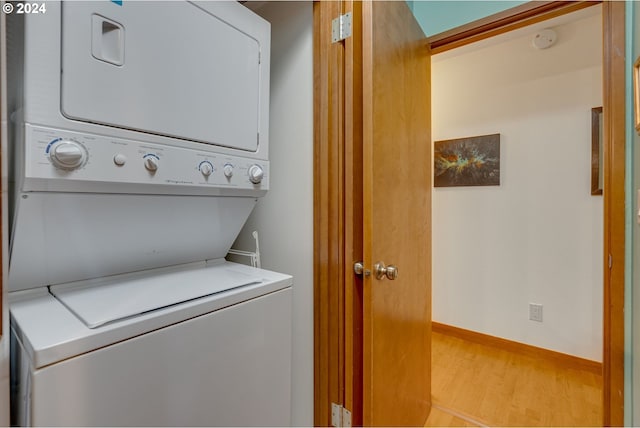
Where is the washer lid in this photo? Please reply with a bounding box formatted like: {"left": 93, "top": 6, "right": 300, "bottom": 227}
{"left": 49, "top": 263, "right": 262, "bottom": 329}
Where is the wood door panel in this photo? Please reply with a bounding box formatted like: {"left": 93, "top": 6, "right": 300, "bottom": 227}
{"left": 362, "top": 1, "right": 432, "bottom": 426}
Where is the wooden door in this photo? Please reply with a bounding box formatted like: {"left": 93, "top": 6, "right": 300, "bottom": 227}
{"left": 313, "top": 1, "right": 430, "bottom": 425}
{"left": 361, "top": 1, "right": 432, "bottom": 426}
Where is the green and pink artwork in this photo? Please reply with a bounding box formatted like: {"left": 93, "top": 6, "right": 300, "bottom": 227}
{"left": 434, "top": 134, "right": 500, "bottom": 187}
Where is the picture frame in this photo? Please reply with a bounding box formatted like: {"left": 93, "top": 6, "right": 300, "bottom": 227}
{"left": 434, "top": 134, "right": 500, "bottom": 187}
{"left": 591, "top": 106, "right": 603, "bottom": 196}
{"left": 634, "top": 56, "right": 640, "bottom": 134}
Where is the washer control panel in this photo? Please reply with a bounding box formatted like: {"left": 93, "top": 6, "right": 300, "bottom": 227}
{"left": 23, "top": 125, "right": 269, "bottom": 194}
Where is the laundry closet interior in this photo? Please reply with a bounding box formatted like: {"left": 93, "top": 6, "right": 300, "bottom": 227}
{"left": 1, "top": 1, "right": 316, "bottom": 425}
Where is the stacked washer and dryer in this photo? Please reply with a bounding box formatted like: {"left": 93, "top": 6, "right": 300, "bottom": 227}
{"left": 5, "top": 1, "right": 292, "bottom": 426}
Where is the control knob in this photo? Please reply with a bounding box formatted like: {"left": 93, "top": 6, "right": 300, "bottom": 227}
{"left": 49, "top": 140, "right": 87, "bottom": 169}
{"left": 144, "top": 156, "right": 159, "bottom": 172}
{"left": 248, "top": 164, "right": 264, "bottom": 184}
{"left": 113, "top": 154, "right": 127, "bottom": 166}
{"left": 200, "top": 162, "right": 213, "bottom": 177}
{"left": 223, "top": 163, "right": 234, "bottom": 178}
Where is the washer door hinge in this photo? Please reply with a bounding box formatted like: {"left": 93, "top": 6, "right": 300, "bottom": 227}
{"left": 332, "top": 12, "right": 352, "bottom": 43}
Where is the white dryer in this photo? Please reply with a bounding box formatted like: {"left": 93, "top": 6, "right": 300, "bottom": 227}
{"left": 5, "top": 1, "right": 292, "bottom": 426}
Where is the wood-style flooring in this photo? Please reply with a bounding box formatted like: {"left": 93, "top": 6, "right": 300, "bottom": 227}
{"left": 426, "top": 331, "right": 603, "bottom": 427}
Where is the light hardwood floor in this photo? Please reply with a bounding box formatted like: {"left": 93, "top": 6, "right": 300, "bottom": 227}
{"left": 426, "top": 331, "right": 603, "bottom": 427}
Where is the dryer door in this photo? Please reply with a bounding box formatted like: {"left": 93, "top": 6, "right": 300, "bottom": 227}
{"left": 60, "top": 1, "right": 267, "bottom": 152}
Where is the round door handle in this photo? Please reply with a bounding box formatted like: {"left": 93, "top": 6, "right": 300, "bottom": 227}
{"left": 385, "top": 265, "right": 398, "bottom": 280}
{"left": 354, "top": 262, "right": 364, "bottom": 275}
{"left": 374, "top": 262, "right": 398, "bottom": 280}
{"left": 353, "top": 261, "right": 371, "bottom": 277}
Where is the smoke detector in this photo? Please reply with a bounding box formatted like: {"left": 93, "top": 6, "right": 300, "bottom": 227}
{"left": 532, "top": 29, "right": 557, "bottom": 49}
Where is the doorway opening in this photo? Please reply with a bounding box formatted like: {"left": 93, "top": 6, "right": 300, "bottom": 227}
{"left": 424, "top": 5, "right": 611, "bottom": 425}
{"left": 427, "top": 3, "right": 612, "bottom": 426}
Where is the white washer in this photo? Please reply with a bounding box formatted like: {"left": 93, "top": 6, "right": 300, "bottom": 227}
{"left": 5, "top": 1, "right": 292, "bottom": 426}
{"left": 11, "top": 262, "right": 292, "bottom": 426}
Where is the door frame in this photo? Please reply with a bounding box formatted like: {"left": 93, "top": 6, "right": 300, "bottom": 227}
{"left": 313, "top": 1, "right": 626, "bottom": 426}
{"left": 313, "top": 1, "right": 349, "bottom": 425}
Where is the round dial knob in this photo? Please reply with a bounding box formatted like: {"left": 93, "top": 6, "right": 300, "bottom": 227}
{"left": 49, "top": 140, "right": 87, "bottom": 169}
{"left": 113, "top": 154, "right": 127, "bottom": 166}
{"left": 223, "top": 164, "right": 234, "bottom": 178}
{"left": 200, "top": 162, "right": 213, "bottom": 177}
{"left": 144, "top": 156, "right": 159, "bottom": 172}
{"left": 248, "top": 164, "right": 264, "bottom": 184}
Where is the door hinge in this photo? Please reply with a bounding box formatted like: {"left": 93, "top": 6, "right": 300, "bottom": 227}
{"left": 609, "top": 253, "right": 612, "bottom": 269}
{"left": 332, "top": 12, "right": 352, "bottom": 43}
{"left": 331, "top": 403, "right": 352, "bottom": 427}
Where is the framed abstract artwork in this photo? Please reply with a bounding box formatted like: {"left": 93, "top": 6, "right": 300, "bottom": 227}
{"left": 434, "top": 134, "right": 500, "bottom": 187}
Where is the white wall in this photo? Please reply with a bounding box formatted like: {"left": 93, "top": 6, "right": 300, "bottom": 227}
{"left": 432, "top": 7, "right": 603, "bottom": 361}
{"left": 231, "top": 2, "right": 313, "bottom": 426}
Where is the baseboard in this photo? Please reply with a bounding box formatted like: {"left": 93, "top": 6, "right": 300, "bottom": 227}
{"left": 432, "top": 322, "right": 602, "bottom": 375}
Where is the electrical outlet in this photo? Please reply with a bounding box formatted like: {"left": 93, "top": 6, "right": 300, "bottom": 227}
{"left": 529, "top": 303, "right": 543, "bottom": 322}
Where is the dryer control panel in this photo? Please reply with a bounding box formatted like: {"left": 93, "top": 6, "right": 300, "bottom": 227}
{"left": 22, "top": 125, "right": 269, "bottom": 196}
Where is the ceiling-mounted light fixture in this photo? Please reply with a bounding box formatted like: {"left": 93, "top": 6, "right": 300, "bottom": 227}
{"left": 532, "top": 29, "right": 557, "bottom": 49}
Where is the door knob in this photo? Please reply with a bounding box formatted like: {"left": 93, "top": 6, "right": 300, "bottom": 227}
{"left": 354, "top": 261, "right": 371, "bottom": 277}
{"left": 374, "top": 262, "right": 398, "bottom": 280}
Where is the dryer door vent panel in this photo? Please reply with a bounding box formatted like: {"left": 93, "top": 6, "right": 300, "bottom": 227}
{"left": 61, "top": 2, "right": 262, "bottom": 152}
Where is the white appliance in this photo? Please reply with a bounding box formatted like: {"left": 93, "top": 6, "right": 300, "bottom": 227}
{"left": 5, "top": 1, "right": 292, "bottom": 426}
